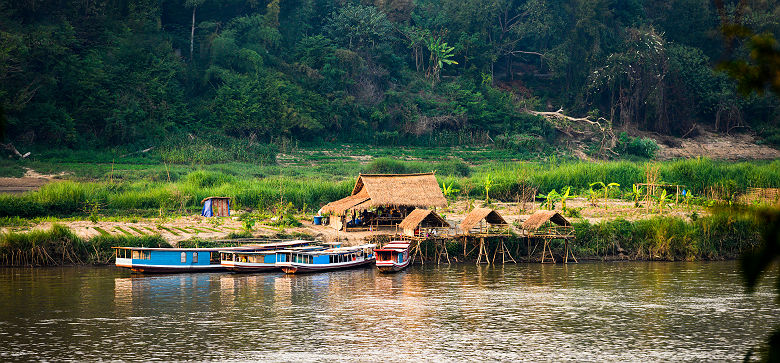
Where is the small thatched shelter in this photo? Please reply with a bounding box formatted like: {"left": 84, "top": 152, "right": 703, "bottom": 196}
{"left": 320, "top": 173, "right": 447, "bottom": 230}
{"left": 460, "top": 208, "right": 510, "bottom": 235}
{"left": 201, "top": 197, "right": 230, "bottom": 217}
{"left": 521, "top": 211, "right": 573, "bottom": 237}
{"left": 398, "top": 209, "right": 451, "bottom": 237}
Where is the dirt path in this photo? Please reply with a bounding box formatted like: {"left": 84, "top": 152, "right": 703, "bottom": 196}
{"left": 653, "top": 131, "right": 780, "bottom": 161}
{"left": 0, "top": 168, "right": 68, "bottom": 194}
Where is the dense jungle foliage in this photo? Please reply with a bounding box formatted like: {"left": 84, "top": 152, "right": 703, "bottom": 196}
{"left": 1, "top": 0, "right": 779, "bottom": 152}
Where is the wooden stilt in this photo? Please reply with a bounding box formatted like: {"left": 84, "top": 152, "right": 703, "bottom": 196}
{"left": 540, "top": 238, "right": 556, "bottom": 264}
{"left": 495, "top": 238, "right": 516, "bottom": 264}
{"left": 476, "top": 237, "right": 490, "bottom": 265}
{"left": 565, "top": 239, "right": 578, "bottom": 263}
{"left": 435, "top": 239, "right": 450, "bottom": 264}
{"left": 411, "top": 240, "right": 424, "bottom": 265}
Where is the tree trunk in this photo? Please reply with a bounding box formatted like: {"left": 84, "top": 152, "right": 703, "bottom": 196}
{"left": 190, "top": 6, "right": 196, "bottom": 61}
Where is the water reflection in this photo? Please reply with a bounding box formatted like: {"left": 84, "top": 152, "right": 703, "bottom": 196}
{"left": 0, "top": 262, "right": 777, "bottom": 361}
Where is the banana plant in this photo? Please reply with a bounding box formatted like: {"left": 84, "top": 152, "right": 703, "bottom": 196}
{"left": 560, "top": 187, "right": 572, "bottom": 211}
{"left": 632, "top": 184, "right": 643, "bottom": 208}
{"left": 442, "top": 181, "right": 460, "bottom": 201}
{"left": 537, "top": 189, "right": 561, "bottom": 210}
{"left": 484, "top": 174, "right": 493, "bottom": 203}
{"left": 425, "top": 36, "right": 458, "bottom": 82}
{"left": 657, "top": 189, "right": 669, "bottom": 214}
{"left": 683, "top": 190, "right": 692, "bottom": 210}
{"left": 585, "top": 188, "right": 599, "bottom": 207}
{"left": 590, "top": 182, "right": 620, "bottom": 210}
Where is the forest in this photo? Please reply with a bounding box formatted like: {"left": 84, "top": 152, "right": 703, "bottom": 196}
{"left": 1, "top": 0, "right": 779, "bottom": 155}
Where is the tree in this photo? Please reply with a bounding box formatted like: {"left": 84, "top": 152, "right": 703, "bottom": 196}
{"left": 184, "top": 0, "right": 206, "bottom": 61}
{"left": 325, "top": 4, "right": 394, "bottom": 52}
{"left": 424, "top": 35, "right": 458, "bottom": 82}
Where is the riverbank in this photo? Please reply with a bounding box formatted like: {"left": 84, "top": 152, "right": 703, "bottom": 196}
{"left": 0, "top": 207, "right": 763, "bottom": 267}
{"left": 0, "top": 154, "right": 777, "bottom": 266}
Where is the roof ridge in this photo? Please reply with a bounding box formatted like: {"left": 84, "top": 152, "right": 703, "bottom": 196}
{"left": 358, "top": 172, "right": 436, "bottom": 177}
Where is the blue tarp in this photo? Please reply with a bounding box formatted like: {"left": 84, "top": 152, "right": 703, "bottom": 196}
{"left": 201, "top": 199, "right": 213, "bottom": 217}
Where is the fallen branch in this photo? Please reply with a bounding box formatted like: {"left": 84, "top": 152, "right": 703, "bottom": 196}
{"left": 120, "top": 146, "right": 155, "bottom": 158}
{"left": 525, "top": 107, "right": 618, "bottom": 158}
{"left": 1, "top": 143, "right": 30, "bottom": 159}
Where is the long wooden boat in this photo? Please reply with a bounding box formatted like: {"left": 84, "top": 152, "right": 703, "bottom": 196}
{"left": 113, "top": 240, "right": 314, "bottom": 273}
{"left": 276, "top": 244, "right": 376, "bottom": 274}
{"left": 220, "top": 245, "right": 326, "bottom": 272}
{"left": 374, "top": 241, "right": 411, "bottom": 273}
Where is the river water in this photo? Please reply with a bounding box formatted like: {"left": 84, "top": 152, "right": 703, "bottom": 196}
{"left": 0, "top": 262, "right": 777, "bottom": 362}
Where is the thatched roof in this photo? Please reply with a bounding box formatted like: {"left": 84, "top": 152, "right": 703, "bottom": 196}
{"left": 320, "top": 194, "right": 369, "bottom": 215}
{"left": 460, "top": 208, "right": 508, "bottom": 231}
{"left": 398, "top": 209, "right": 449, "bottom": 230}
{"left": 201, "top": 196, "right": 230, "bottom": 204}
{"left": 521, "top": 211, "right": 571, "bottom": 230}
{"left": 321, "top": 173, "right": 447, "bottom": 215}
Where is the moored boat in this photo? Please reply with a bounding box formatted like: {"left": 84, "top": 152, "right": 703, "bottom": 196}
{"left": 276, "top": 244, "right": 376, "bottom": 274}
{"left": 114, "top": 240, "right": 314, "bottom": 273}
{"left": 220, "top": 244, "right": 325, "bottom": 272}
{"left": 374, "top": 241, "right": 411, "bottom": 273}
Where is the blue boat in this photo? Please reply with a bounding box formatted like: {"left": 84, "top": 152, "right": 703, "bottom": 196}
{"left": 113, "top": 240, "right": 314, "bottom": 273}
{"left": 220, "top": 245, "right": 328, "bottom": 272}
{"left": 276, "top": 244, "right": 376, "bottom": 274}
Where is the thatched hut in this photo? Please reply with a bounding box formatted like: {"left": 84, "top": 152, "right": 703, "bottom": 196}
{"left": 520, "top": 210, "right": 573, "bottom": 237}
{"left": 320, "top": 173, "right": 447, "bottom": 231}
{"left": 398, "top": 209, "right": 451, "bottom": 237}
{"left": 459, "top": 208, "right": 510, "bottom": 235}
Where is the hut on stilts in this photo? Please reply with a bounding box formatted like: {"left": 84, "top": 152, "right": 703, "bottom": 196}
{"left": 397, "top": 209, "right": 452, "bottom": 264}
{"left": 520, "top": 211, "right": 575, "bottom": 263}
{"left": 459, "top": 208, "right": 514, "bottom": 264}
{"left": 319, "top": 173, "right": 448, "bottom": 231}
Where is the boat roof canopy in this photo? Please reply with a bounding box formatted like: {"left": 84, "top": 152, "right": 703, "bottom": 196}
{"left": 111, "top": 246, "right": 261, "bottom": 252}
{"left": 112, "top": 239, "right": 314, "bottom": 252}
{"left": 279, "top": 244, "right": 376, "bottom": 255}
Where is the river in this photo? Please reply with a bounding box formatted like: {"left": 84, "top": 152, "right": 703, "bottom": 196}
{"left": 0, "top": 261, "right": 777, "bottom": 361}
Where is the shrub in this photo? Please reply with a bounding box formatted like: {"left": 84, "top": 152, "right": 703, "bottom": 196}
{"left": 363, "top": 157, "right": 409, "bottom": 174}
{"left": 437, "top": 159, "right": 471, "bottom": 177}
{"left": 626, "top": 137, "right": 660, "bottom": 158}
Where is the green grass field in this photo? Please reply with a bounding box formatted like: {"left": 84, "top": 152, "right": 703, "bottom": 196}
{"left": 0, "top": 143, "right": 778, "bottom": 221}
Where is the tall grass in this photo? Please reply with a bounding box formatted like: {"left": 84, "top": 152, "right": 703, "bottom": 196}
{"left": 158, "top": 138, "right": 278, "bottom": 164}
{"left": 362, "top": 157, "right": 471, "bottom": 177}
{"left": 1, "top": 158, "right": 777, "bottom": 217}
{"left": 0, "top": 224, "right": 170, "bottom": 266}
{"left": 573, "top": 211, "right": 761, "bottom": 260}
{"left": 458, "top": 158, "right": 780, "bottom": 200}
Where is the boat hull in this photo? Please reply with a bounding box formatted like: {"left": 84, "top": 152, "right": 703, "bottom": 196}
{"left": 221, "top": 262, "right": 279, "bottom": 273}
{"left": 376, "top": 260, "right": 410, "bottom": 273}
{"left": 118, "top": 264, "right": 227, "bottom": 274}
{"left": 279, "top": 258, "right": 375, "bottom": 274}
